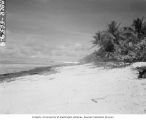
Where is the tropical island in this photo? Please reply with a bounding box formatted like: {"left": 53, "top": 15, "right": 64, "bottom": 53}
{"left": 0, "top": 17, "right": 146, "bottom": 114}
{"left": 0, "top": 0, "right": 146, "bottom": 115}
{"left": 81, "top": 17, "right": 146, "bottom": 78}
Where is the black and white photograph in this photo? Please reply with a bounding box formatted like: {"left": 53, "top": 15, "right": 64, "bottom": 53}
{"left": 0, "top": 0, "right": 146, "bottom": 118}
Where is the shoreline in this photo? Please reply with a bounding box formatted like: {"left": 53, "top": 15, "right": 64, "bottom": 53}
{"left": 0, "top": 62, "right": 145, "bottom": 113}
{"left": 0, "top": 61, "right": 144, "bottom": 83}
{"left": 0, "top": 62, "right": 81, "bottom": 83}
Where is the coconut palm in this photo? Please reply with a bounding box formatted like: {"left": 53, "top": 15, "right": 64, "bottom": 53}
{"left": 132, "top": 17, "right": 146, "bottom": 40}
{"left": 91, "top": 17, "right": 146, "bottom": 63}
{"left": 92, "top": 32, "right": 103, "bottom": 47}
{"left": 107, "top": 21, "right": 121, "bottom": 45}
{"left": 92, "top": 31, "right": 115, "bottom": 51}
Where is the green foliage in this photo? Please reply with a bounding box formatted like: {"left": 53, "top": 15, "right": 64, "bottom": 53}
{"left": 91, "top": 17, "right": 146, "bottom": 63}
{"left": 132, "top": 17, "right": 146, "bottom": 40}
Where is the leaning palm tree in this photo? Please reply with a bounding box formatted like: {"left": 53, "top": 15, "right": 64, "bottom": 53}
{"left": 92, "top": 31, "right": 115, "bottom": 51}
{"left": 92, "top": 31, "right": 115, "bottom": 60}
{"left": 92, "top": 32, "right": 103, "bottom": 47}
{"left": 92, "top": 21, "right": 122, "bottom": 50}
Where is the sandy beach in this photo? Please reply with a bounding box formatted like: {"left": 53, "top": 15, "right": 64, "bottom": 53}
{"left": 0, "top": 63, "right": 146, "bottom": 114}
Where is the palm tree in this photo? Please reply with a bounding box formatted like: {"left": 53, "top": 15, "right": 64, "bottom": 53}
{"left": 132, "top": 17, "right": 146, "bottom": 40}
{"left": 91, "top": 17, "right": 146, "bottom": 63}
{"left": 92, "top": 31, "right": 115, "bottom": 51}
{"left": 92, "top": 32, "right": 103, "bottom": 47}
{"left": 107, "top": 21, "right": 121, "bottom": 45}
{"left": 92, "top": 31, "right": 115, "bottom": 61}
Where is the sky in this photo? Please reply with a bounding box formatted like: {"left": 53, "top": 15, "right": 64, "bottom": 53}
{"left": 0, "top": 0, "right": 146, "bottom": 63}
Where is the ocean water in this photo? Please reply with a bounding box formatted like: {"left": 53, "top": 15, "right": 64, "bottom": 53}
{"left": 0, "top": 63, "right": 51, "bottom": 74}
{"left": 0, "top": 58, "right": 59, "bottom": 74}
{"left": 0, "top": 58, "right": 79, "bottom": 75}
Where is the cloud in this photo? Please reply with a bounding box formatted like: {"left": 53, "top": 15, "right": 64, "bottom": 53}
{"left": 0, "top": 30, "right": 90, "bottom": 62}
{"left": 49, "top": 42, "right": 89, "bottom": 61}
{"left": 0, "top": 31, "right": 52, "bottom": 58}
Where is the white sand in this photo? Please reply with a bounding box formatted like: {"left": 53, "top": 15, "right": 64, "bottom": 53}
{"left": 0, "top": 63, "right": 146, "bottom": 114}
{"left": 131, "top": 62, "right": 146, "bottom": 68}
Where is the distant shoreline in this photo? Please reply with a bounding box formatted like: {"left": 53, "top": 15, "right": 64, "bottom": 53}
{"left": 0, "top": 61, "right": 132, "bottom": 83}
{"left": 0, "top": 62, "right": 80, "bottom": 83}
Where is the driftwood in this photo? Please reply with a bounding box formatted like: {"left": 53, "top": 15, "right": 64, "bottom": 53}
{"left": 136, "top": 66, "right": 146, "bottom": 78}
